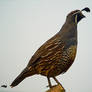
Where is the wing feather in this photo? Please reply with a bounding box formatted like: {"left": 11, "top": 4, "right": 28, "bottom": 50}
{"left": 27, "top": 33, "right": 64, "bottom": 67}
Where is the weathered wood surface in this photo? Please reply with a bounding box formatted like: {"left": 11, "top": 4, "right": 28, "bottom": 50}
{"left": 46, "top": 84, "right": 65, "bottom": 92}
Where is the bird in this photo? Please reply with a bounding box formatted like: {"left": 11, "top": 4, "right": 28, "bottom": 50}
{"left": 10, "top": 7, "right": 90, "bottom": 88}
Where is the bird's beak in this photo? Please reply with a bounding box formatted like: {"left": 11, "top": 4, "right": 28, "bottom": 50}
{"left": 81, "top": 13, "right": 86, "bottom": 18}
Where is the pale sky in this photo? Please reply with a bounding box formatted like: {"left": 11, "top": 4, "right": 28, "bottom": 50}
{"left": 0, "top": 0, "right": 92, "bottom": 92}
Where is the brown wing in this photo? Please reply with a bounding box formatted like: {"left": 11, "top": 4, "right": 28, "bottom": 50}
{"left": 27, "top": 33, "right": 64, "bottom": 67}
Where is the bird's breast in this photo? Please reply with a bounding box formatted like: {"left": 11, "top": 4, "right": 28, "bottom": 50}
{"left": 66, "top": 45, "right": 77, "bottom": 61}
{"left": 61, "top": 45, "right": 77, "bottom": 73}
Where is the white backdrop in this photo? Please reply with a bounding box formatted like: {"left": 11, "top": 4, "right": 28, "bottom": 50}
{"left": 0, "top": 0, "right": 92, "bottom": 92}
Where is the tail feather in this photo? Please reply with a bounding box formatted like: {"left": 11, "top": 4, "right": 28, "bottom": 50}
{"left": 10, "top": 68, "right": 27, "bottom": 87}
{"left": 10, "top": 67, "right": 36, "bottom": 88}
{"left": 10, "top": 73, "right": 25, "bottom": 88}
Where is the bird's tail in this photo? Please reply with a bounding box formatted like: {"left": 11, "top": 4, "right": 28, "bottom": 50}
{"left": 10, "top": 67, "right": 35, "bottom": 88}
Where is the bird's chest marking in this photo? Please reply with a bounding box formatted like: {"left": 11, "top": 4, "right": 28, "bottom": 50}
{"left": 62, "top": 45, "right": 77, "bottom": 62}
{"left": 67, "top": 45, "right": 77, "bottom": 60}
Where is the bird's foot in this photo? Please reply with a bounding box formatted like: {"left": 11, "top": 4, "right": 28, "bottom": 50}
{"left": 46, "top": 84, "right": 58, "bottom": 88}
{"left": 46, "top": 85, "right": 52, "bottom": 88}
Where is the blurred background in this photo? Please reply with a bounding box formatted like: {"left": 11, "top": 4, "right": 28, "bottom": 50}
{"left": 0, "top": 0, "right": 92, "bottom": 92}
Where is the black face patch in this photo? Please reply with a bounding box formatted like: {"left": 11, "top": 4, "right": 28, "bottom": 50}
{"left": 77, "top": 13, "right": 85, "bottom": 23}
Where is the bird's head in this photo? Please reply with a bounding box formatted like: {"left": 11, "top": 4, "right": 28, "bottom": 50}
{"left": 66, "top": 7, "right": 90, "bottom": 24}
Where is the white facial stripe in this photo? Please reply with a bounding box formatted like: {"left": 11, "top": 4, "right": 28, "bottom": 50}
{"left": 72, "top": 11, "right": 81, "bottom": 16}
{"left": 75, "top": 15, "right": 77, "bottom": 24}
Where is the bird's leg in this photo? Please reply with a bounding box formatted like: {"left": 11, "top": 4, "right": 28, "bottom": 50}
{"left": 53, "top": 77, "right": 64, "bottom": 89}
{"left": 47, "top": 77, "right": 52, "bottom": 88}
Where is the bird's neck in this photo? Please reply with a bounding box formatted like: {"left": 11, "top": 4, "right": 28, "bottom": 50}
{"left": 59, "top": 21, "right": 77, "bottom": 40}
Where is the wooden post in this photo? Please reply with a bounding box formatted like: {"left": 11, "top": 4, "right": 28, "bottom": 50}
{"left": 46, "top": 84, "right": 65, "bottom": 92}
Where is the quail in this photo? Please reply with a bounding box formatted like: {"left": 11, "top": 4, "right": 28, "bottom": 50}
{"left": 10, "top": 7, "right": 90, "bottom": 88}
